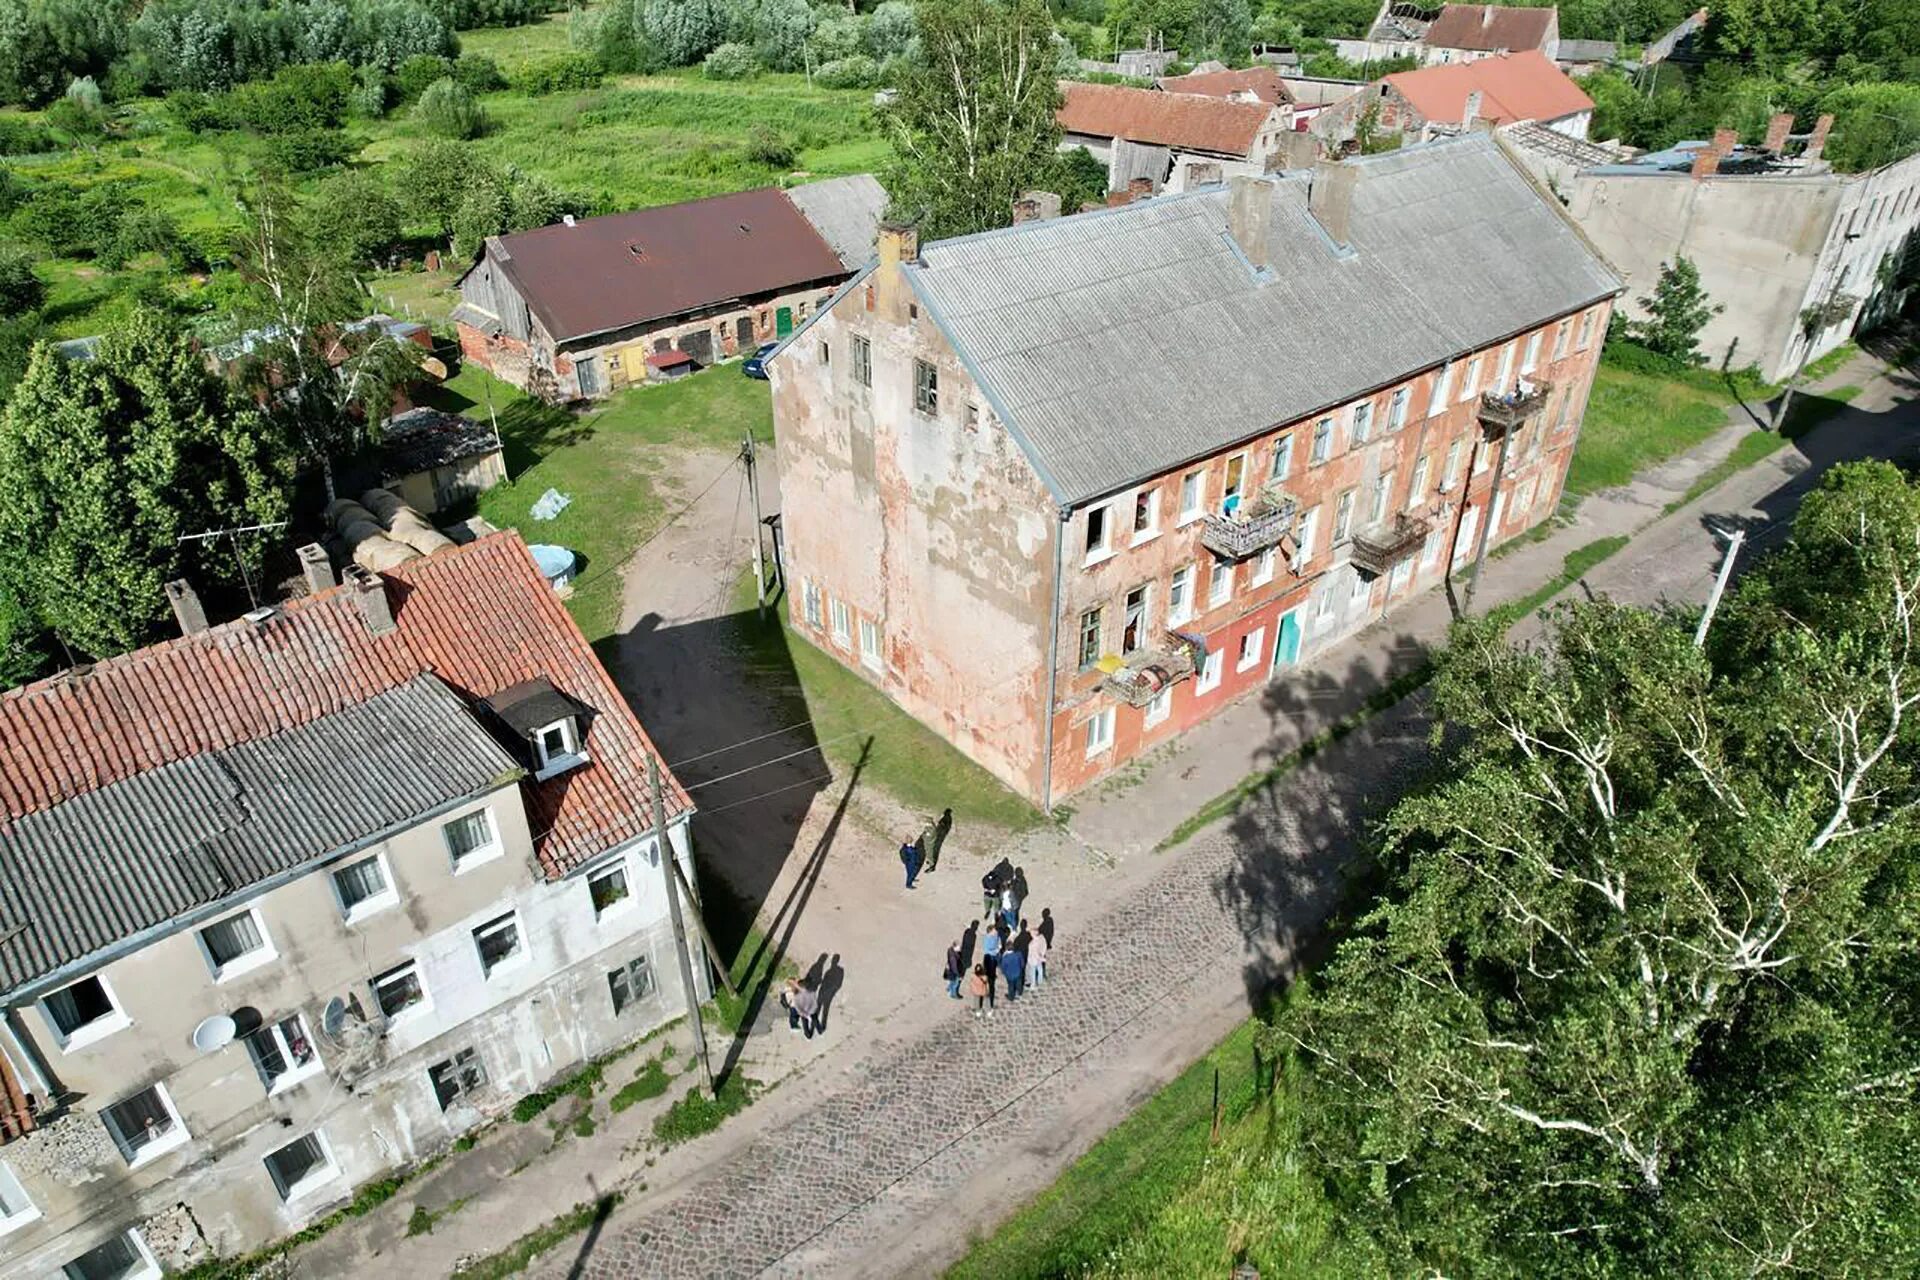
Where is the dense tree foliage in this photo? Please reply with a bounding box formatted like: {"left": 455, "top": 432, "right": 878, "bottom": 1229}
{"left": 0, "top": 310, "right": 294, "bottom": 663}
{"left": 1630, "top": 256, "right": 1720, "bottom": 364}
{"left": 1273, "top": 461, "right": 1920, "bottom": 1276}
{"left": 413, "top": 73, "right": 486, "bottom": 135}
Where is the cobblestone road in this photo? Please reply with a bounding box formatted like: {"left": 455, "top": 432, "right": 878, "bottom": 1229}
{"left": 552, "top": 702, "right": 1433, "bottom": 1279}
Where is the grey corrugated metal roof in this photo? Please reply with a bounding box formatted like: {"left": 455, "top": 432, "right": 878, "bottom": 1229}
{"left": 0, "top": 675, "right": 518, "bottom": 995}
{"left": 784, "top": 174, "right": 888, "bottom": 271}
{"left": 907, "top": 133, "right": 1622, "bottom": 505}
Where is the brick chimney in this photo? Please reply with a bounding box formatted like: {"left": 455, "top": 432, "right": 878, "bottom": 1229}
{"left": 1711, "top": 127, "right": 1738, "bottom": 157}
{"left": 1106, "top": 188, "right": 1131, "bottom": 208}
{"left": 1804, "top": 113, "right": 1834, "bottom": 164}
{"left": 342, "top": 564, "right": 395, "bottom": 636}
{"left": 1229, "top": 174, "right": 1276, "bottom": 269}
{"left": 1012, "top": 190, "right": 1062, "bottom": 223}
{"left": 296, "top": 543, "right": 336, "bottom": 595}
{"left": 1128, "top": 176, "right": 1154, "bottom": 201}
{"left": 165, "top": 579, "right": 208, "bottom": 636}
{"left": 1763, "top": 112, "right": 1793, "bottom": 154}
{"left": 1462, "top": 90, "right": 1483, "bottom": 130}
{"left": 874, "top": 221, "right": 919, "bottom": 325}
{"left": 1690, "top": 147, "right": 1721, "bottom": 179}
{"left": 1307, "top": 158, "right": 1358, "bottom": 247}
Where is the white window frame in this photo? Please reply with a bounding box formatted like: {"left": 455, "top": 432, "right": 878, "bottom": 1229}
{"left": 102, "top": 1082, "right": 189, "bottom": 1169}
{"left": 1453, "top": 506, "right": 1480, "bottom": 566}
{"left": 1222, "top": 452, "right": 1249, "bottom": 507}
{"left": 1296, "top": 506, "right": 1320, "bottom": 563}
{"left": 1493, "top": 342, "right": 1515, "bottom": 392}
{"left": 264, "top": 1129, "right": 341, "bottom": 1204}
{"left": 1429, "top": 361, "right": 1455, "bottom": 415}
{"left": 1077, "top": 606, "right": 1104, "bottom": 669}
{"left": 1576, "top": 310, "right": 1595, "bottom": 350}
{"left": 1130, "top": 487, "right": 1161, "bottom": 544}
{"left": 801, "top": 579, "right": 822, "bottom": 628}
{"left": 1144, "top": 685, "right": 1172, "bottom": 728}
{"left": 1521, "top": 330, "right": 1542, "bottom": 374}
{"left": 1333, "top": 490, "right": 1355, "bottom": 544}
{"left": 330, "top": 851, "right": 399, "bottom": 924}
{"left": 1316, "top": 581, "right": 1336, "bottom": 619}
{"left": 1167, "top": 565, "right": 1195, "bottom": 626}
{"left": 247, "top": 1012, "right": 325, "bottom": 1096}
{"left": 1310, "top": 416, "right": 1334, "bottom": 464}
{"left": 1237, "top": 627, "right": 1265, "bottom": 672}
{"left": 444, "top": 805, "right": 504, "bottom": 873}
{"left": 1553, "top": 318, "right": 1571, "bottom": 359}
{"left": 1420, "top": 529, "right": 1442, "bottom": 568}
{"left": 532, "top": 719, "right": 585, "bottom": 781}
{"left": 1369, "top": 471, "right": 1393, "bottom": 524}
{"left": 40, "top": 974, "right": 131, "bottom": 1052}
{"left": 851, "top": 334, "right": 871, "bottom": 387}
{"left": 1252, "top": 546, "right": 1277, "bottom": 586}
{"left": 473, "top": 910, "right": 528, "bottom": 980}
{"left": 1083, "top": 707, "right": 1115, "bottom": 758}
{"left": 372, "top": 959, "right": 431, "bottom": 1023}
{"left": 1462, "top": 356, "right": 1484, "bottom": 401}
{"left": 829, "top": 597, "right": 851, "bottom": 646}
{"left": 1208, "top": 560, "right": 1233, "bottom": 608}
{"left": 60, "top": 1229, "right": 160, "bottom": 1280}
{"left": 1349, "top": 400, "right": 1373, "bottom": 445}
{"left": 1350, "top": 567, "right": 1373, "bottom": 605}
{"left": 1196, "top": 648, "right": 1224, "bottom": 693}
{"left": 0, "top": 1161, "right": 38, "bottom": 1236}
{"left": 196, "top": 906, "right": 278, "bottom": 984}
{"left": 1389, "top": 387, "right": 1410, "bottom": 430}
{"left": 912, "top": 357, "right": 939, "bottom": 415}
{"left": 858, "top": 617, "right": 883, "bottom": 671}
{"left": 1084, "top": 502, "right": 1115, "bottom": 565}
{"left": 1270, "top": 432, "right": 1293, "bottom": 481}
{"left": 1408, "top": 454, "right": 1430, "bottom": 509}
{"left": 1178, "top": 470, "right": 1206, "bottom": 524}
{"left": 1441, "top": 439, "right": 1463, "bottom": 491}
{"left": 587, "top": 858, "right": 634, "bottom": 921}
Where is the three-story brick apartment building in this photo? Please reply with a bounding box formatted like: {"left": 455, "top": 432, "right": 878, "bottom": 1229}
{"left": 767, "top": 134, "right": 1620, "bottom": 809}
{"left": 0, "top": 535, "right": 700, "bottom": 1276}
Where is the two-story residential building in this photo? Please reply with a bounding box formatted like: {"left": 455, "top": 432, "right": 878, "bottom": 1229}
{"left": 0, "top": 534, "right": 699, "bottom": 1275}
{"left": 1058, "top": 81, "right": 1295, "bottom": 195}
{"left": 767, "top": 133, "right": 1620, "bottom": 808}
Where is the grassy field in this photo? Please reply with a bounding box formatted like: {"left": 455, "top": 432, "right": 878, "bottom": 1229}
{"left": 423, "top": 359, "right": 773, "bottom": 644}
{"left": 1565, "top": 362, "right": 1763, "bottom": 497}
{"left": 1665, "top": 384, "right": 1864, "bottom": 512}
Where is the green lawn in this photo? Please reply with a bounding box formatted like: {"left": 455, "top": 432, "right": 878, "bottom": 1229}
{"left": 1565, "top": 362, "right": 1759, "bottom": 498}
{"left": 1664, "top": 385, "right": 1864, "bottom": 512}
{"left": 423, "top": 360, "right": 772, "bottom": 644}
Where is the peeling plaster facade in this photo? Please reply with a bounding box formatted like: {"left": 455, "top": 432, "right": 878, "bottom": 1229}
{"left": 772, "top": 224, "right": 1611, "bottom": 809}
{"left": 0, "top": 784, "right": 697, "bottom": 1275}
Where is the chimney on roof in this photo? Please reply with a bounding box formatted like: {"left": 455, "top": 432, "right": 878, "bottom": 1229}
{"left": 165, "top": 579, "right": 208, "bottom": 636}
{"left": 1012, "top": 190, "right": 1062, "bottom": 224}
{"left": 1483, "top": 4, "right": 1494, "bottom": 24}
{"left": 875, "top": 220, "right": 919, "bottom": 325}
{"left": 342, "top": 564, "right": 395, "bottom": 636}
{"left": 1764, "top": 112, "right": 1793, "bottom": 154}
{"left": 296, "top": 543, "right": 336, "bottom": 595}
{"left": 1462, "top": 90, "right": 1483, "bottom": 130}
{"left": 1690, "top": 147, "right": 1721, "bottom": 179}
{"left": 1228, "top": 174, "right": 1276, "bottom": 269}
{"left": 1804, "top": 112, "right": 1834, "bottom": 165}
{"left": 1711, "top": 127, "right": 1738, "bottom": 157}
{"left": 1307, "top": 157, "right": 1358, "bottom": 248}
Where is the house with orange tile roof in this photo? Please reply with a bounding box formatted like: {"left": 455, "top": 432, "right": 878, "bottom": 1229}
{"left": 0, "top": 533, "right": 704, "bottom": 1275}
{"left": 1313, "top": 50, "right": 1594, "bottom": 149}
{"left": 1057, "top": 81, "right": 1294, "bottom": 194}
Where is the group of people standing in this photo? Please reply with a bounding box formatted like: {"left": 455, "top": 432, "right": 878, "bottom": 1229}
{"left": 944, "top": 862, "right": 1055, "bottom": 1019}
{"left": 899, "top": 808, "right": 954, "bottom": 889}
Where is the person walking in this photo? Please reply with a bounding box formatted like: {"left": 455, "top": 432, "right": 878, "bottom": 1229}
{"left": 944, "top": 936, "right": 966, "bottom": 999}
{"left": 1011, "top": 866, "right": 1030, "bottom": 917}
{"left": 900, "top": 838, "right": 925, "bottom": 889}
{"left": 1038, "top": 907, "right": 1056, "bottom": 948}
{"left": 999, "top": 944, "right": 1025, "bottom": 1002}
{"left": 781, "top": 978, "right": 820, "bottom": 1038}
{"left": 1028, "top": 925, "right": 1049, "bottom": 988}
{"left": 969, "top": 963, "right": 993, "bottom": 1019}
{"left": 929, "top": 808, "right": 954, "bottom": 870}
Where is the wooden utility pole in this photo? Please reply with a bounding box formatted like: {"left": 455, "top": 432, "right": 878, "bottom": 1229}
{"left": 742, "top": 431, "right": 768, "bottom": 622}
{"left": 1694, "top": 529, "right": 1745, "bottom": 647}
{"left": 1463, "top": 421, "right": 1514, "bottom": 614}
{"left": 651, "top": 756, "right": 714, "bottom": 1095}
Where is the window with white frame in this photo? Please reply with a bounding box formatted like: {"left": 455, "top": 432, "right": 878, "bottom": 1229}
{"left": 1252, "top": 546, "right": 1277, "bottom": 585}
{"left": 1441, "top": 439, "right": 1463, "bottom": 490}
{"left": 589, "top": 861, "right": 631, "bottom": 917}
{"left": 1178, "top": 470, "right": 1205, "bottom": 522}
{"left": 1196, "top": 648, "right": 1224, "bottom": 692}
{"left": 443, "top": 808, "right": 500, "bottom": 871}
{"left": 1222, "top": 453, "right": 1248, "bottom": 508}
{"left": 1461, "top": 356, "right": 1483, "bottom": 400}
{"left": 1237, "top": 628, "right": 1264, "bottom": 672}
{"left": 912, "top": 358, "right": 938, "bottom": 415}
{"left": 1493, "top": 342, "right": 1515, "bottom": 392}
{"left": 1350, "top": 568, "right": 1373, "bottom": 604}
{"left": 1317, "top": 582, "right": 1336, "bottom": 619}
{"left": 246, "top": 1013, "right": 322, "bottom": 1094}
{"left": 1083, "top": 707, "right": 1115, "bottom": 757}
{"left": 1121, "top": 584, "right": 1151, "bottom": 655}
{"left": 198, "top": 908, "right": 276, "bottom": 982}
{"left": 1453, "top": 506, "right": 1480, "bottom": 565}
{"left": 1553, "top": 318, "right": 1571, "bottom": 359}
{"left": 1208, "top": 559, "right": 1233, "bottom": 607}
{"left": 264, "top": 1131, "right": 340, "bottom": 1202}
{"left": 533, "top": 719, "right": 583, "bottom": 778}
{"left": 829, "top": 597, "right": 851, "bottom": 645}
{"left": 858, "top": 618, "right": 883, "bottom": 670}
{"left": 1350, "top": 400, "right": 1373, "bottom": 445}
{"left": 1521, "top": 330, "right": 1542, "bottom": 374}
{"left": 1333, "top": 489, "right": 1355, "bottom": 543}
{"left": 1369, "top": 471, "right": 1393, "bottom": 524}
{"left": 473, "top": 912, "right": 525, "bottom": 978}
{"left": 1270, "top": 432, "right": 1294, "bottom": 481}
{"left": 1145, "top": 685, "right": 1172, "bottom": 727}
{"left": 1421, "top": 529, "right": 1442, "bottom": 568}
{"left": 802, "top": 579, "right": 822, "bottom": 627}
{"left": 1429, "top": 361, "right": 1455, "bottom": 415}
{"left": 1388, "top": 556, "right": 1413, "bottom": 593}
{"left": 0, "top": 1161, "right": 38, "bottom": 1235}
{"left": 42, "top": 975, "right": 128, "bottom": 1048}
{"left": 102, "top": 1084, "right": 187, "bottom": 1167}
{"left": 1167, "top": 566, "right": 1195, "bottom": 625}
{"left": 1310, "top": 416, "right": 1333, "bottom": 464}
{"left": 1473, "top": 436, "right": 1491, "bottom": 473}
{"left": 1389, "top": 387, "right": 1410, "bottom": 429}
{"left": 609, "top": 953, "right": 657, "bottom": 1014}
{"left": 1078, "top": 606, "right": 1103, "bottom": 668}
{"left": 851, "top": 335, "right": 871, "bottom": 387}
{"left": 372, "top": 959, "right": 428, "bottom": 1019}
{"left": 1084, "top": 504, "right": 1113, "bottom": 561}
{"left": 1409, "top": 454, "right": 1431, "bottom": 508}
{"left": 1576, "top": 311, "right": 1595, "bottom": 350}
{"left": 332, "top": 854, "right": 397, "bottom": 922}
{"left": 1132, "top": 488, "right": 1160, "bottom": 542}
{"left": 1296, "top": 506, "right": 1320, "bottom": 562}
{"left": 61, "top": 1230, "right": 159, "bottom": 1280}
{"left": 429, "top": 1047, "right": 488, "bottom": 1111}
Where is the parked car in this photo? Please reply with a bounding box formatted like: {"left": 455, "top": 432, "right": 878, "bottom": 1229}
{"left": 742, "top": 343, "right": 779, "bottom": 379}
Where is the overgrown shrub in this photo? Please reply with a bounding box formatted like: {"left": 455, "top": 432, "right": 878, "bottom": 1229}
{"left": 702, "top": 42, "right": 757, "bottom": 79}
{"left": 310, "top": 169, "right": 404, "bottom": 263}
{"left": 814, "top": 54, "right": 878, "bottom": 88}
{"left": 261, "top": 126, "right": 353, "bottom": 172}
{"left": 453, "top": 52, "right": 508, "bottom": 91}
{"left": 511, "top": 51, "right": 603, "bottom": 94}
{"left": 743, "top": 122, "right": 794, "bottom": 166}
{"left": 224, "top": 62, "right": 353, "bottom": 133}
{"left": 352, "top": 65, "right": 391, "bottom": 116}
{"left": 446, "top": 0, "right": 545, "bottom": 28}
{"left": 414, "top": 76, "right": 487, "bottom": 138}
{"left": 864, "top": 0, "right": 917, "bottom": 59}
{"left": 394, "top": 53, "right": 455, "bottom": 101}
{"left": 0, "top": 247, "right": 45, "bottom": 315}
{"left": 0, "top": 118, "right": 57, "bottom": 155}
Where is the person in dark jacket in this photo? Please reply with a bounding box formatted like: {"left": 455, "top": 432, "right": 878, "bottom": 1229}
{"left": 1011, "top": 919, "right": 1031, "bottom": 957}
{"left": 982, "top": 857, "right": 1013, "bottom": 916}
{"left": 944, "top": 937, "right": 965, "bottom": 999}
{"left": 999, "top": 945, "right": 1025, "bottom": 1001}
{"left": 1038, "top": 907, "right": 1056, "bottom": 947}
{"left": 928, "top": 807, "right": 954, "bottom": 870}
{"left": 900, "top": 838, "right": 925, "bottom": 889}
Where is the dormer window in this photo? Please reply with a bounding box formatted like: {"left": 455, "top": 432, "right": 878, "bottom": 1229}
{"left": 535, "top": 719, "right": 581, "bottom": 776}
{"left": 484, "top": 678, "right": 592, "bottom": 782}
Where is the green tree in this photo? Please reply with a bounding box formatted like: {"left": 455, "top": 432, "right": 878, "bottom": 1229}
{"left": 414, "top": 74, "right": 488, "bottom": 137}
{"left": 0, "top": 312, "right": 294, "bottom": 661}
{"left": 0, "top": 244, "right": 44, "bottom": 314}
{"left": 309, "top": 168, "right": 405, "bottom": 266}
{"left": 1630, "top": 255, "right": 1721, "bottom": 364}
{"left": 1274, "top": 462, "right": 1920, "bottom": 1275}
{"left": 641, "top": 0, "right": 726, "bottom": 65}
{"left": 881, "top": 0, "right": 1063, "bottom": 239}
{"left": 406, "top": 136, "right": 475, "bottom": 246}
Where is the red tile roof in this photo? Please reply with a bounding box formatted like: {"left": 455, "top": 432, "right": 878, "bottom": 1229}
{"left": 1423, "top": 3, "right": 1556, "bottom": 52}
{"left": 1386, "top": 51, "right": 1592, "bottom": 127}
{"left": 0, "top": 1046, "right": 34, "bottom": 1145}
{"left": 1059, "top": 82, "right": 1276, "bottom": 156}
{"left": 0, "top": 533, "right": 690, "bottom": 879}
{"left": 1155, "top": 66, "right": 1294, "bottom": 107}
{"left": 482, "top": 187, "right": 850, "bottom": 345}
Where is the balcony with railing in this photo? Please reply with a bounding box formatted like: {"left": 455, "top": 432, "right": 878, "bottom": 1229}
{"left": 1101, "top": 633, "right": 1202, "bottom": 708}
{"left": 1200, "top": 486, "right": 1298, "bottom": 561}
{"left": 1350, "top": 513, "right": 1431, "bottom": 578}
{"left": 1477, "top": 381, "right": 1551, "bottom": 437}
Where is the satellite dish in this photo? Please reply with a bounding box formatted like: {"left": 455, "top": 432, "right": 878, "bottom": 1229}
{"left": 191, "top": 1014, "right": 236, "bottom": 1053}
{"left": 320, "top": 996, "right": 353, "bottom": 1042}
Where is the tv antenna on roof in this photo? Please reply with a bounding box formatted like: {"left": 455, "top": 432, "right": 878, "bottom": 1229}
{"left": 177, "top": 520, "right": 290, "bottom": 610}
